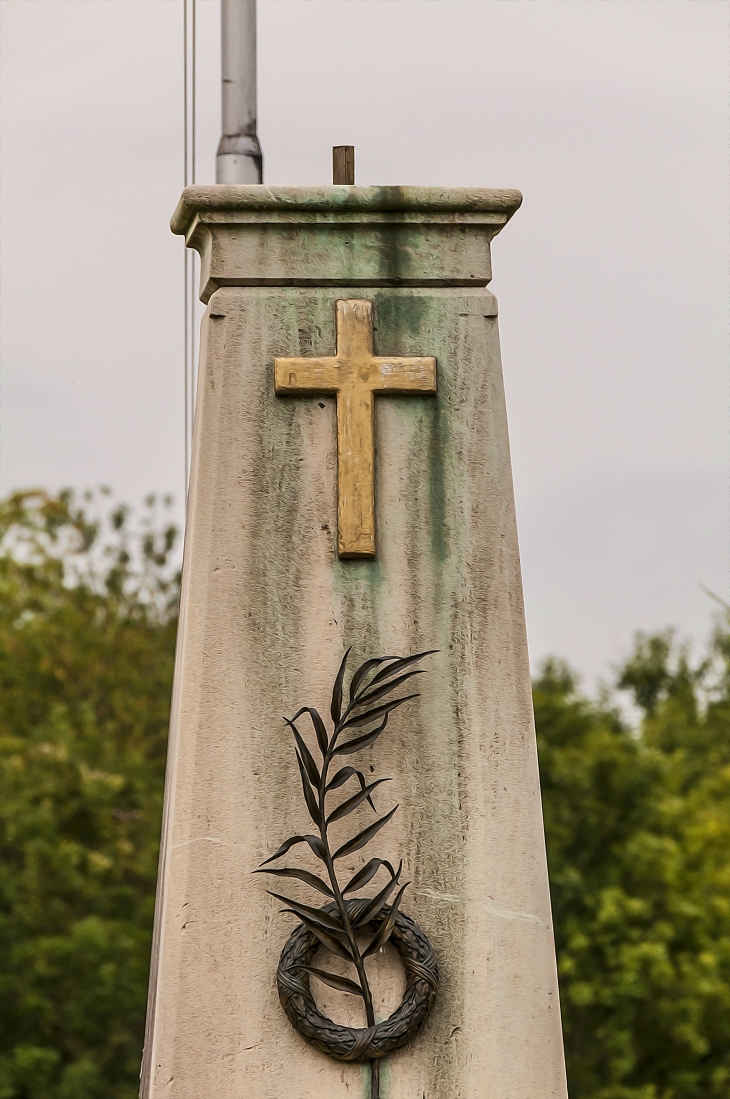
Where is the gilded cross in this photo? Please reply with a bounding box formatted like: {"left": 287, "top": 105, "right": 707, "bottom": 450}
{"left": 275, "top": 299, "right": 437, "bottom": 558}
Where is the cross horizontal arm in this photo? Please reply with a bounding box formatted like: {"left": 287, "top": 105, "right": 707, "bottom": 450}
{"left": 274, "top": 357, "right": 340, "bottom": 394}
{"left": 370, "top": 357, "right": 437, "bottom": 394}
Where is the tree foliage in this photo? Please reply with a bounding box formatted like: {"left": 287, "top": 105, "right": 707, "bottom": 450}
{"left": 0, "top": 489, "right": 728, "bottom": 1099}
{"left": 0, "top": 491, "right": 178, "bottom": 1099}
{"left": 537, "top": 625, "right": 730, "bottom": 1098}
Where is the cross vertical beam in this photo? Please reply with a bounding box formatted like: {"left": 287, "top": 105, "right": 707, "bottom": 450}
{"left": 274, "top": 299, "right": 437, "bottom": 558}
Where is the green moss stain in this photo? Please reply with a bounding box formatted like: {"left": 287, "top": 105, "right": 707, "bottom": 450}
{"left": 372, "top": 292, "right": 431, "bottom": 353}
{"left": 426, "top": 397, "right": 449, "bottom": 565}
{"left": 333, "top": 556, "right": 385, "bottom": 659}
{"left": 373, "top": 289, "right": 451, "bottom": 567}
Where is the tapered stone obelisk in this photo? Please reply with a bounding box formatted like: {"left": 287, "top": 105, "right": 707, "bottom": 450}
{"left": 140, "top": 185, "right": 568, "bottom": 1099}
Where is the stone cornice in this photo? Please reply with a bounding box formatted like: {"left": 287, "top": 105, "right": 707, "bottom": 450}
{"left": 171, "top": 184, "right": 523, "bottom": 236}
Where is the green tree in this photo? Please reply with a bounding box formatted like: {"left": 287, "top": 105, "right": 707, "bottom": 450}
{"left": 537, "top": 622, "right": 730, "bottom": 1099}
{"left": 0, "top": 490, "right": 179, "bottom": 1099}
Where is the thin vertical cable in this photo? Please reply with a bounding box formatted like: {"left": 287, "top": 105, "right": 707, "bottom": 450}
{"left": 0, "top": 0, "right": 4, "bottom": 490}
{"left": 183, "top": 0, "right": 190, "bottom": 497}
{"left": 191, "top": 0, "right": 197, "bottom": 187}
{"left": 189, "top": 0, "right": 197, "bottom": 488}
{"left": 183, "top": 0, "right": 197, "bottom": 501}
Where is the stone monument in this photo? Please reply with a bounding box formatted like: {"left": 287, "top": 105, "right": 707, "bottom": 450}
{"left": 140, "top": 179, "right": 568, "bottom": 1099}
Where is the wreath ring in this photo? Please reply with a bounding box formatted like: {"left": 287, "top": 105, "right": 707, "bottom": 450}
{"left": 276, "top": 900, "right": 439, "bottom": 1062}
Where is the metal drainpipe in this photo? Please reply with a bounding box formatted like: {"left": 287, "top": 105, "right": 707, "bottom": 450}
{"left": 216, "top": 0, "right": 263, "bottom": 184}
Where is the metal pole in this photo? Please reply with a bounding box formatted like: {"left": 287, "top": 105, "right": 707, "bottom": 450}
{"left": 217, "top": 0, "right": 263, "bottom": 184}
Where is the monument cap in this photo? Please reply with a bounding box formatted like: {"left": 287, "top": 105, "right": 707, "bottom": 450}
{"left": 171, "top": 184, "right": 523, "bottom": 302}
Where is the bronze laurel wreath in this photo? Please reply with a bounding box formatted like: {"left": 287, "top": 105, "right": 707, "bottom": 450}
{"left": 256, "top": 649, "right": 439, "bottom": 1099}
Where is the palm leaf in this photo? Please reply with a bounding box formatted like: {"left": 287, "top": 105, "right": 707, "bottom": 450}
{"left": 342, "top": 694, "right": 419, "bottom": 730}
{"left": 259, "top": 833, "right": 327, "bottom": 865}
{"left": 326, "top": 765, "right": 370, "bottom": 793}
{"left": 326, "top": 778, "right": 390, "bottom": 825}
{"left": 352, "top": 862, "right": 402, "bottom": 927}
{"left": 268, "top": 891, "right": 346, "bottom": 934}
{"left": 363, "top": 883, "right": 410, "bottom": 956}
{"left": 291, "top": 706, "right": 329, "bottom": 756}
{"left": 342, "top": 857, "right": 396, "bottom": 895}
{"left": 330, "top": 648, "right": 351, "bottom": 725}
{"left": 252, "top": 866, "right": 333, "bottom": 897}
{"left": 365, "top": 650, "right": 437, "bottom": 691}
{"left": 285, "top": 719, "right": 320, "bottom": 787}
{"left": 283, "top": 909, "right": 354, "bottom": 963}
{"left": 348, "top": 656, "right": 396, "bottom": 704}
{"left": 293, "top": 965, "right": 364, "bottom": 998}
{"left": 296, "top": 751, "right": 321, "bottom": 826}
{"left": 326, "top": 765, "right": 359, "bottom": 791}
{"left": 326, "top": 767, "right": 379, "bottom": 811}
{"left": 332, "top": 805, "right": 398, "bottom": 860}
{"left": 333, "top": 716, "right": 388, "bottom": 757}
{"left": 352, "top": 669, "right": 425, "bottom": 709}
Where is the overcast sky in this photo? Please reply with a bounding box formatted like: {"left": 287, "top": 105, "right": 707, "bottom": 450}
{"left": 1, "top": 0, "right": 727, "bottom": 687}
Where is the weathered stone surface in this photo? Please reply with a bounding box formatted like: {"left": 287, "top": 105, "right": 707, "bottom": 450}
{"left": 141, "top": 187, "right": 567, "bottom": 1099}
